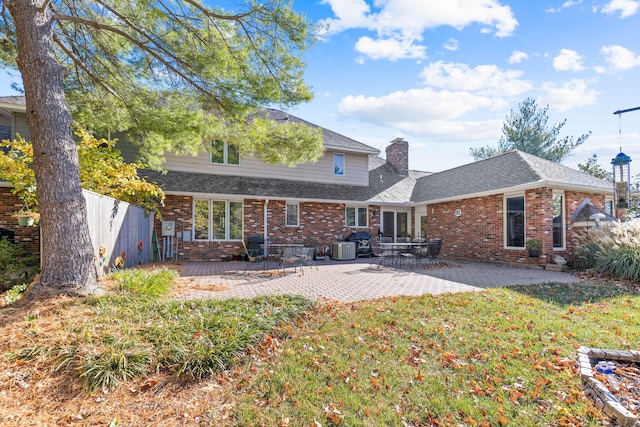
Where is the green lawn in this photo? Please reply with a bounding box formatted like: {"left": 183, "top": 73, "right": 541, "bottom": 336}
{"left": 232, "top": 280, "right": 640, "bottom": 426}
{"left": 4, "top": 270, "right": 640, "bottom": 426}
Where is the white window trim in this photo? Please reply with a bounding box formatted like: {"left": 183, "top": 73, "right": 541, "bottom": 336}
{"left": 346, "top": 206, "right": 368, "bottom": 228}
{"left": 552, "top": 190, "right": 566, "bottom": 250}
{"left": 605, "top": 196, "right": 614, "bottom": 216}
{"left": 286, "top": 202, "right": 300, "bottom": 227}
{"left": 210, "top": 140, "right": 240, "bottom": 166}
{"left": 193, "top": 199, "right": 244, "bottom": 241}
{"left": 504, "top": 193, "right": 526, "bottom": 249}
{"left": 333, "top": 153, "right": 345, "bottom": 176}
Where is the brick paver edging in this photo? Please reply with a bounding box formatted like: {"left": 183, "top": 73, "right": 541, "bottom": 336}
{"left": 578, "top": 346, "right": 640, "bottom": 426}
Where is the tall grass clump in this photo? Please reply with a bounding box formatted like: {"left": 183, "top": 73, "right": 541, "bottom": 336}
{"left": 111, "top": 267, "right": 178, "bottom": 298}
{"left": 574, "top": 220, "right": 640, "bottom": 281}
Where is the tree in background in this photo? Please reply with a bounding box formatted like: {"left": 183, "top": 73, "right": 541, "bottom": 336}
{"left": 577, "top": 154, "right": 612, "bottom": 180}
{"left": 470, "top": 98, "right": 591, "bottom": 163}
{"left": 1, "top": 0, "right": 321, "bottom": 295}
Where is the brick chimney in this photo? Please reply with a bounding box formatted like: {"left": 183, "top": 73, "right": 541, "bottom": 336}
{"left": 385, "top": 138, "right": 409, "bottom": 176}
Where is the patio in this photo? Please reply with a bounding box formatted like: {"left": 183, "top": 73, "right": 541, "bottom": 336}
{"left": 173, "top": 257, "right": 579, "bottom": 303}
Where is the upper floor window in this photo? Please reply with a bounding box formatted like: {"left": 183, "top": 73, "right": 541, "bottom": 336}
{"left": 194, "top": 199, "right": 243, "bottom": 241}
{"left": 334, "top": 153, "right": 345, "bottom": 175}
{"left": 211, "top": 140, "right": 239, "bottom": 165}
{"left": 505, "top": 195, "right": 524, "bottom": 248}
{"left": 286, "top": 202, "right": 299, "bottom": 227}
{"left": 346, "top": 207, "right": 367, "bottom": 227}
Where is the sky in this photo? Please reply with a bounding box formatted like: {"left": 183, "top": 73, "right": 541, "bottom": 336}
{"left": 1, "top": 0, "right": 640, "bottom": 174}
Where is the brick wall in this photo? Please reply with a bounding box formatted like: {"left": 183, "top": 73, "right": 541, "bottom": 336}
{"left": 425, "top": 188, "right": 607, "bottom": 264}
{"left": 158, "top": 195, "right": 382, "bottom": 261}
{"left": 0, "top": 187, "right": 40, "bottom": 254}
{"left": 159, "top": 190, "right": 607, "bottom": 263}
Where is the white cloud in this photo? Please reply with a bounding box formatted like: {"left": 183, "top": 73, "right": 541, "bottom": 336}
{"left": 539, "top": 79, "right": 599, "bottom": 112}
{"left": 553, "top": 49, "right": 586, "bottom": 71}
{"left": 320, "top": 0, "right": 517, "bottom": 60}
{"left": 600, "top": 45, "right": 640, "bottom": 70}
{"left": 443, "top": 38, "right": 459, "bottom": 51}
{"left": 419, "top": 61, "right": 533, "bottom": 97}
{"left": 509, "top": 50, "right": 529, "bottom": 64}
{"left": 546, "top": 0, "right": 583, "bottom": 13}
{"left": 355, "top": 35, "right": 426, "bottom": 61}
{"left": 338, "top": 88, "right": 499, "bottom": 124}
{"left": 601, "top": 0, "right": 640, "bottom": 17}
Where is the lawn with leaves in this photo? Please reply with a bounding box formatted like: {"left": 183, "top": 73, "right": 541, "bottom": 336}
{"left": 233, "top": 281, "right": 640, "bottom": 426}
{"left": 2, "top": 271, "right": 640, "bottom": 426}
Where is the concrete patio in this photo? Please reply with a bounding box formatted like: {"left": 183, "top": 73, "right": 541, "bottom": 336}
{"left": 173, "top": 257, "right": 579, "bottom": 303}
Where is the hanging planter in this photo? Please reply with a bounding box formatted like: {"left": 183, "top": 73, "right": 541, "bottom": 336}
{"left": 12, "top": 209, "right": 40, "bottom": 227}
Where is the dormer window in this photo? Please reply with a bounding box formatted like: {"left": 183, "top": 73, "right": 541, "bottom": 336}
{"left": 334, "top": 153, "right": 344, "bottom": 175}
{"left": 211, "top": 140, "right": 239, "bottom": 165}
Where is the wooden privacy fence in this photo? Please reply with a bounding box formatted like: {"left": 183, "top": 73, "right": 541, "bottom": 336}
{"left": 83, "top": 189, "right": 155, "bottom": 276}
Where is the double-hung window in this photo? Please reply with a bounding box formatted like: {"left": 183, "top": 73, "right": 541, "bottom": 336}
{"left": 334, "top": 153, "right": 345, "bottom": 175}
{"left": 346, "top": 207, "right": 367, "bottom": 227}
{"left": 211, "top": 140, "right": 239, "bottom": 165}
{"left": 505, "top": 195, "right": 525, "bottom": 248}
{"left": 552, "top": 192, "right": 565, "bottom": 249}
{"left": 194, "top": 199, "right": 243, "bottom": 241}
{"left": 286, "top": 202, "right": 299, "bottom": 227}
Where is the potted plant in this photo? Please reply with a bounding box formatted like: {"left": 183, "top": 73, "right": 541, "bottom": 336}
{"left": 525, "top": 239, "right": 542, "bottom": 257}
{"left": 12, "top": 207, "right": 40, "bottom": 226}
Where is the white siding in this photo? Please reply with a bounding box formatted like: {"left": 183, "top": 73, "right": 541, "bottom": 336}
{"left": 13, "top": 113, "right": 29, "bottom": 140}
{"left": 161, "top": 149, "right": 370, "bottom": 186}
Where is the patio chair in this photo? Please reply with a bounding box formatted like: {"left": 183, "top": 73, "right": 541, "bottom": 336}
{"left": 428, "top": 238, "right": 443, "bottom": 262}
{"left": 371, "top": 237, "right": 395, "bottom": 268}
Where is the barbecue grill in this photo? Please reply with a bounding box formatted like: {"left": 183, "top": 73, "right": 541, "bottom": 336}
{"left": 345, "top": 232, "right": 373, "bottom": 257}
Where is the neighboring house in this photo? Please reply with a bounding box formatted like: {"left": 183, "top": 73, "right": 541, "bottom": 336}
{"left": 0, "top": 96, "right": 39, "bottom": 254}
{"left": 0, "top": 96, "right": 618, "bottom": 265}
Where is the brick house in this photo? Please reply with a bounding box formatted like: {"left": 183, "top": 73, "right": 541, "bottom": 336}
{"left": 1, "top": 96, "right": 617, "bottom": 264}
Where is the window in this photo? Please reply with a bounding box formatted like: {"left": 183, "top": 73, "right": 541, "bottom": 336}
{"left": 605, "top": 198, "right": 614, "bottom": 216}
{"left": 286, "top": 202, "right": 299, "bottom": 227}
{"left": 420, "top": 215, "right": 428, "bottom": 238}
{"left": 194, "top": 199, "right": 243, "bottom": 240}
{"left": 552, "top": 192, "right": 564, "bottom": 249}
{"left": 505, "top": 196, "right": 525, "bottom": 248}
{"left": 346, "top": 207, "right": 368, "bottom": 227}
{"left": 211, "top": 140, "right": 239, "bottom": 165}
{"left": 334, "top": 153, "right": 344, "bottom": 175}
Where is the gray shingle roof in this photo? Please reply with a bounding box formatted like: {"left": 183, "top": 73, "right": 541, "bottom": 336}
{"left": 142, "top": 156, "right": 415, "bottom": 204}
{"left": 260, "top": 109, "right": 379, "bottom": 154}
{"left": 411, "top": 150, "right": 612, "bottom": 202}
{"left": 144, "top": 150, "right": 613, "bottom": 205}
{"left": 0, "top": 96, "right": 26, "bottom": 112}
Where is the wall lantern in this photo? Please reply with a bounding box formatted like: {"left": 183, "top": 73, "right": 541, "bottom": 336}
{"left": 611, "top": 151, "right": 632, "bottom": 209}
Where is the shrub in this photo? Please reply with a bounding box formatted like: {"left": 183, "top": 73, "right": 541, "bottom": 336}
{"left": 0, "top": 237, "right": 38, "bottom": 294}
{"left": 574, "top": 221, "right": 640, "bottom": 281}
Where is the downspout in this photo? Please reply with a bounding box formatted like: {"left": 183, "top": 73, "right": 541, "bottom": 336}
{"left": 264, "top": 198, "right": 269, "bottom": 244}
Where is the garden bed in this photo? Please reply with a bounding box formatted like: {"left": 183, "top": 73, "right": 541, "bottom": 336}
{"left": 578, "top": 347, "right": 640, "bottom": 426}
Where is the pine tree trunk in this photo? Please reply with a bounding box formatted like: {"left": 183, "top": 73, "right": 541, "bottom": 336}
{"left": 8, "top": 0, "right": 98, "bottom": 293}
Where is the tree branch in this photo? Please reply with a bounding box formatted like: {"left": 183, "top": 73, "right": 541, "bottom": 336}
{"left": 54, "top": 12, "right": 220, "bottom": 105}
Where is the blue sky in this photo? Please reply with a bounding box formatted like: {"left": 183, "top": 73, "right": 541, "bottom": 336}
{"left": 2, "top": 0, "right": 640, "bottom": 174}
